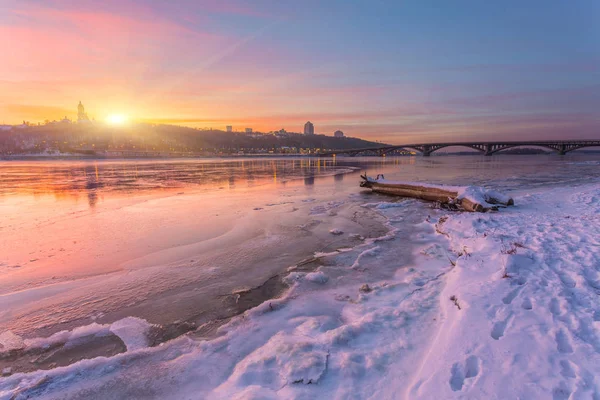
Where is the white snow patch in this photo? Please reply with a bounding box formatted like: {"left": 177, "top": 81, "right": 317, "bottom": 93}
{"left": 305, "top": 271, "right": 329, "bottom": 284}
{"left": 456, "top": 186, "right": 513, "bottom": 207}
{"left": 23, "top": 323, "right": 111, "bottom": 351}
{"left": 109, "top": 317, "right": 153, "bottom": 351}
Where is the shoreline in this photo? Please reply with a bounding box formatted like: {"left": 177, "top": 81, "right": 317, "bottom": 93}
{"left": 0, "top": 194, "right": 391, "bottom": 376}
{"left": 0, "top": 154, "right": 324, "bottom": 161}
{"left": 3, "top": 151, "right": 599, "bottom": 162}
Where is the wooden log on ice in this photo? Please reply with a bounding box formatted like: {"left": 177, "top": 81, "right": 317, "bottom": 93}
{"left": 360, "top": 174, "right": 514, "bottom": 212}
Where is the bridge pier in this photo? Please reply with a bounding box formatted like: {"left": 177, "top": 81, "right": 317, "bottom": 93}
{"left": 559, "top": 144, "right": 566, "bottom": 155}
{"left": 485, "top": 144, "right": 493, "bottom": 156}
{"left": 422, "top": 145, "right": 431, "bottom": 157}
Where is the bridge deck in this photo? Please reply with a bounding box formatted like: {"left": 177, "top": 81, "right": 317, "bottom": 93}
{"left": 318, "top": 140, "right": 600, "bottom": 157}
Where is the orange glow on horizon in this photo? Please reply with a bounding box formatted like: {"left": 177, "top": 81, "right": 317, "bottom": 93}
{"left": 1, "top": 2, "right": 598, "bottom": 144}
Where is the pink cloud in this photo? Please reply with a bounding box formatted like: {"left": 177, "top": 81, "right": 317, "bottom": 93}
{"left": 1, "top": 3, "right": 227, "bottom": 81}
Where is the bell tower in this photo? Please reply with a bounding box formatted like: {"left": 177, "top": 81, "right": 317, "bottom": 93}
{"left": 77, "top": 101, "right": 89, "bottom": 122}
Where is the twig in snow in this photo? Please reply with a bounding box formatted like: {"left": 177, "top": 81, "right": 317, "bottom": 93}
{"left": 449, "top": 295, "right": 461, "bottom": 310}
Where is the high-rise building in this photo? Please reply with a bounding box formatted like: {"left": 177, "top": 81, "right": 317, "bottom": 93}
{"left": 334, "top": 130, "right": 344, "bottom": 138}
{"left": 226, "top": 126, "right": 233, "bottom": 132}
{"left": 304, "top": 121, "right": 314, "bottom": 135}
{"left": 77, "top": 101, "right": 89, "bottom": 123}
{"left": 245, "top": 128, "right": 253, "bottom": 133}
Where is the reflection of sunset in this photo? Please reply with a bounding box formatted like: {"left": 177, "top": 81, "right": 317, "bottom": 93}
{"left": 0, "top": 159, "right": 357, "bottom": 208}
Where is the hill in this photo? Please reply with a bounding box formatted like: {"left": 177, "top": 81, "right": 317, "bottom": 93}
{"left": 0, "top": 123, "right": 385, "bottom": 155}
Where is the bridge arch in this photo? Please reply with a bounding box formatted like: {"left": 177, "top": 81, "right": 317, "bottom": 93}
{"left": 486, "top": 144, "right": 557, "bottom": 155}
{"left": 559, "top": 144, "right": 600, "bottom": 154}
{"left": 381, "top": 146, "right": 424, "bottom": 155}
{"left": 485, "top": 144, "right": 600, "bottom": 155}
{"left": 425, "top": 144, "right": 486, "bottom": 155}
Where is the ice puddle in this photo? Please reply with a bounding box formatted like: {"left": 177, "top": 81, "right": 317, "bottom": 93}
{"left": 2, "top": 183, "right": 600, "bottom": 399}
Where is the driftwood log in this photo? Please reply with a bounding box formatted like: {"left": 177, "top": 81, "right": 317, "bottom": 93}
{"left": 360, "top": 174, "right": 514, "bottom": 212}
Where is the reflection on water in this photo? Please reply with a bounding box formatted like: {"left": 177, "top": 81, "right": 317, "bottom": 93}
{"left": 0, "top": 154, "right": 599, "bottom": 208}
{"left": 0, "top": 158, "right": 355, "bottom": 207}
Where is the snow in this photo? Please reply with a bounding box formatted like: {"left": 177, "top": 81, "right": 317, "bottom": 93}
{"left": 109, "top": 317, "right": 153, "bottom": 351}
{"left": 455, "top": 185, "right": 505, "bottom": 204}
{"left": 304, "top": 271, "right": 329, "bottom": 284}
{"left": 409, "top": 185, "right": 600, "bottom": 399}
{"left": 1, "top": 183, "right": 599, "bottom": 399}
{"left": 22, "top": 323, "right": 111, "bottom": 352}
{"left": 0, "top": 319, "right": 152, "bottom": 358}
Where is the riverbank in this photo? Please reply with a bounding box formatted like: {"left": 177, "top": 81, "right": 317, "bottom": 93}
{"left": 2, "top": 181, "right": 599, "bottom": 398}
{"left": 0, "top": 162, "right": 390, "bottom": 377}
{"left": 0, "top": 153, "right": 321, "bottom": 160}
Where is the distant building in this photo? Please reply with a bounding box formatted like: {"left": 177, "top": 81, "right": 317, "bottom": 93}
{"left": 334, "top": 130, "right": 344, "bottom": 138}
{"left": 77, "top": 101, "right": 90, "bottom": 123}
{"left": 304, "top": 121, "right": 314, "bottom": 135}
{"left": 245, "top": 128, "right": 253, "bottom": 133}
{"left": 226, "top": 126, "right": 233, "bottom": 132}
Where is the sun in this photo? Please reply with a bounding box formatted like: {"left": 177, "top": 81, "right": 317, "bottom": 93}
{"left": 105, "top": 114, "right": 128, "bottom": 126}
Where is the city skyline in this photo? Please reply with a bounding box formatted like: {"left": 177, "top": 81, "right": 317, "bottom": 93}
{"left": 10, "top": 101, "right": 355, "bottom": 138}
{"left": 1, "top": 0, "right": 599, "bottom": 143}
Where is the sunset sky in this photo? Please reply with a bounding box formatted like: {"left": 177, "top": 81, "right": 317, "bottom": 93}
{"left": 1, "top": 0, "right": 599, "bottom": 143}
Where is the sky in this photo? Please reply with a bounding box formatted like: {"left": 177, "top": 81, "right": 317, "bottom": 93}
{"left": 0, "top": 0, "right": 599, "bottom": 143}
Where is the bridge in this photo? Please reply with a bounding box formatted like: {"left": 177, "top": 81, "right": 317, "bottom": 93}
{"left": 318, "top": 140, "right": 600, "bottom": 157}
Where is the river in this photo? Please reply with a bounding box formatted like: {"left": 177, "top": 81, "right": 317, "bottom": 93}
{"left": 0, "top": 154, "right": 599, "bottom": 359}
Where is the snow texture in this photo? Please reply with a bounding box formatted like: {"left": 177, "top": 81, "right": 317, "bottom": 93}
{"left": 1, "top": 183, "right": 599, "bottom": 399}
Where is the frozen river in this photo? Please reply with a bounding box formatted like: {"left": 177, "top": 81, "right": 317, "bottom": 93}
{"left": 1, "top": 154, "right": 599, "bottom": 383}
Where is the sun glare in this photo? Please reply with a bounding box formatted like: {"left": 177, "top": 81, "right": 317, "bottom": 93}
{"left": 105, "top": 114, "right": 128, "bottom": 125}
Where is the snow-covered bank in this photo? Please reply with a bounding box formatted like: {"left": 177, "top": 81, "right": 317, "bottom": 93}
{"left": 1, "top": 183, "right": 600, "bottom": 399}
{"left": 411, "top": 184, "right": 600, "bottom": 399}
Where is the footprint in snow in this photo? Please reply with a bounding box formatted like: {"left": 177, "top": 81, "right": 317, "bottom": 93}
{"left": 491, "top": 313, "right": 513, "bottom": 340}
{"left": 552, "top": 381, "right": 572, "bottom": 400}
{"left": 449, "top": 355, "right": 481, "bottom": 391}
{"left": 559, "top": 360, "right": 576, "bottom": 379}
{"left": 502, "top": 286, "right": 522, "bottom": 305}
{"left": 558, "top": 272, "right": 577, "bottom": 288}
{"left": 521, "top": 297, "right": 533, "bottom": 310}
{"left": 555, "top": 329, "right": 574, "bottom": 353}
{"left": 550, "top": 297, "right": 565, "bottom": 316}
